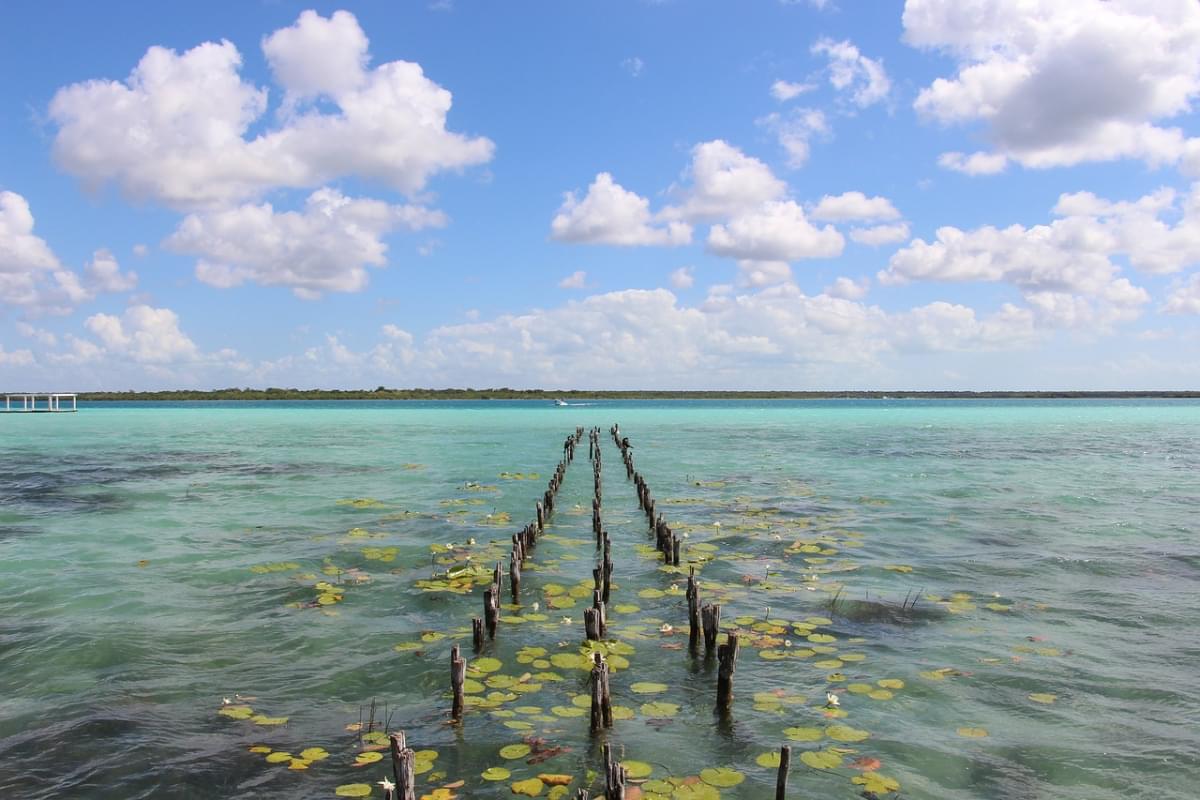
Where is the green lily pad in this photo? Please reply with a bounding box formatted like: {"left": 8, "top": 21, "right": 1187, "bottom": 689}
{"left": 500, "top": 744, "right": 532, "bottom": 759}
{"left": 483, "top": 766, "right": 512, "bottom": 780}
{"left": 631, "top": 682, "right": 668, "bottom": 694}
{"left": 800, "top": 750, "right": 842, "bottom": 770}
{"left": 623, "top": 761, "right": 653, "bottom": 779}
{"left": 512, "top": 777, "right": 545, "bottom": 796}
{"left": 783, "top": 726, "right": 823, "bottom": 742}
{"left": 640, "top": 701, "right": 680, "bottom": 717}
{"left": 826, "top": 725, "right": 870, "bottom": 742}
{"left": 853, "top": 773, "right": 901, "bottom": 794}
{"left": 957, "top": 727, "right": 988, "bottom": 738}
{"left": 335, "top": 785, "right": 373, "bottom": 797}
{"left": 1029, "top": 693, "right": 1057, "bottom": 704}
{"left": 473, "top": 657, "right": 503, "bottom": 673}
{"left": 755, "top": 751, "right": 782, "bottom": 768}
{"left": 699, "top": 767, "right": 744, "bottom": 787}
{"left": 265, "top": 751, "right": 292, "bottom": 763}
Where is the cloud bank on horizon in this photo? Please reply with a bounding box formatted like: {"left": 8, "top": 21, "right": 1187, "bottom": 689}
{"left": 1, "top": 1, "right": 1198, "bottom": 390}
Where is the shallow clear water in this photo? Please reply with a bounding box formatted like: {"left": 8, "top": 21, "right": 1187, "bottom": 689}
{"left": 1, "top": 400, "right": 1197, "bottom": 799}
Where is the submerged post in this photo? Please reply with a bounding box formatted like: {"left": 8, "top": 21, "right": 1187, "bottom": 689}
{"left": 450, "top": 644, "right": 466, "bottom": 721}
{"left": 716, "top": 632, "right": 740, "bottom": 710}
{"left": 775, "top": 745, "right": 791, "bottom": 800}
{"left": 389, "top": 731, "right": 416, "bottom": 800}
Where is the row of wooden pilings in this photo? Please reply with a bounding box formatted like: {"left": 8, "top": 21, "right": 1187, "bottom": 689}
{"left": 611, "top": 425, "right": 793, "bottom": 799}
{"left": 387, "top": 425, "right": 792, "bottom": 800}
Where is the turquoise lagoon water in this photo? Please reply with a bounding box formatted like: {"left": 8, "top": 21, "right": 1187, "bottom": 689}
{"left": 0, "top": 400, "right": 1197, "bottom": 799}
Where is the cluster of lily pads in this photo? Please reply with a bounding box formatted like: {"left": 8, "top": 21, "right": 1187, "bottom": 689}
{"left": 219, "top": 432, "right": 1076, "bottom": 799}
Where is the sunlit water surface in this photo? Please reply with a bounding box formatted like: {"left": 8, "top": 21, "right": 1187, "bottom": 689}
{"left": 1, "top": 400, "right": 1196, "bottom": 799}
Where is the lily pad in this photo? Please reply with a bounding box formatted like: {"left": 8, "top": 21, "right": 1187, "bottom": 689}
{"left": 826, "top": 725, "right": 870, "bottom": 742}
{"left": 640, "top": 701, "right": 680, "bottom": 717}
{"left": 755, "top": 751, "right": 782, "bottom": 768}
{"left": 512, "top": 777, "right": 545, "bottom": 796}
{"left": 783, "top": 726, "right": 823, "bottom": 742}
{"left": 852, "top": 773, "right": 901, "bottom": 794}
{"left": 800, "top": 750, "right": 842, "bottom": 770}
{"left": 500, "top": 744, "right": 532, "bottom": 759}
{"left": 299, "top": 747, "right": 329, "bottom": 761}
{"left": 956, "top": 727, "right": 989, "bottom": 738}
{"left": 630, "top": 682, "right": 669, "bottom": 694}
{"left": 335, "top": 784, "right": 374, "bottom": 797}
{"left": 483, "top": 766, "right": 512, "bottom": 781}
{"left": 623, "top": 761, "right": 653, "bottom": 779}
{"left": 473, "top": 657, "right": 503, "bottom": 673}
{"left": 1029, "top": 693, "right": 1057, "bottom": 704}
{"left": 699, "top": 767, "right": 744, "bottom": 787}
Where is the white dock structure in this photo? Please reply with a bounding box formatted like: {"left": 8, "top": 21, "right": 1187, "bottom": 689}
{"left": 3, "top": 393, "right": 78, "bottom": 413}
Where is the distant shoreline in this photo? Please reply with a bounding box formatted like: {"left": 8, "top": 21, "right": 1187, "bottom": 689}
{"left": 75, "top": 389, "right": 1200, "bottom": 401}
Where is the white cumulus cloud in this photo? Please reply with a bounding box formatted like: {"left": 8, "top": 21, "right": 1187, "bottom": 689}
{"left": 708, "top": 200, "right": 844, "bottom": 262}
{"left": 812, "top": 38, "right": 891, "bottom": 108}
{"left": 812, "top": 191, "right": 901, "bottom": 222}
{"left": 49, "top": 10, "right": 493, "bottom": 209}
{"left": 167, "top": 188, "right": 445, "bottom": 298}
{"left": 84, "top": 305, "right": 199, "bottom": 363}
{"left": 663, "top": 140, "right": 787, "bottom": 222}
{"left": 905, "top": 0, "right": 1200, "bottom": 171}
{"left": 756, "top": 109, "right": 830, "bottom": 168}
{"left": 550, "top": 173, "right": 691, "bottom": 246}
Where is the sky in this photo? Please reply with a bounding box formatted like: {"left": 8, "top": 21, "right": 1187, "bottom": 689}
{"left": 1, "top": 0, "right": 1199, "bottom": 391}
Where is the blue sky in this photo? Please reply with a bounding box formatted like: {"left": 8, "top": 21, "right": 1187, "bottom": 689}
{"left": 1, "top": 0, "right": 1199, "bottom": 390}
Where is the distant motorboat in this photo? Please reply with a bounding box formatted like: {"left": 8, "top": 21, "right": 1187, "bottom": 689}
{"left": 554, "top": 399, "right": 569, "bottom": 407}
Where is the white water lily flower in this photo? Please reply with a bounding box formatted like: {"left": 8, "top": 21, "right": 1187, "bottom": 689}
{"left": 222, "top": 697, "right": 231, "bottom": 705}
{"left": 714, "top": 521, "right": 722, "bottom": 527}
{"left": 825, "top": 692, "right": 840, "bottom": 707}
{"left": 784, "top": 640, "right": 793, "bottom": 647}
{"left": 379, "top": 777, "right": 396, "bottom": 790}
{"left": 560, "top": 617, "right": 572, "bottom": 624}
{"left": 660, "top": 623, "right": 674, "bottom": 633}
{"left": 532, "top": 602, "right": 540, "bottom": 612}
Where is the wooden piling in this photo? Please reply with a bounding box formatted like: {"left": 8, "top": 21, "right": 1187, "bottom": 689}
{"left": 716, "top": 632, "right": 740, "bottom": 709}
{"left": 701, "top": 603, "right": 721, "bottom": 652}
{"left": 603, "top": 743, "right": 626, "bottom": 800}
{"left": 536, "top": 501, "right": 544, "bottom": 531}
{"left": 584, "top": 607, "right": 602, "bottom": 641}
{"left": 775, "top": 745, "right": 791, "bottom": 800}
{"left": 686, "top": 567, "right": 701, "bottom": 651}
{"left": 389, "top": 732, "right": 416, "bottom": 800}
{"left": 509, "top": 551, "right": 521, "bottom": 603}
{"left": 484, "top": 587, "right": 499, "bottom": 640}
{"left": 472, "top": 617, "right": 483, "bottom": 651}
{"left": 450, "top": 644, "right": 466, "bottom": 720}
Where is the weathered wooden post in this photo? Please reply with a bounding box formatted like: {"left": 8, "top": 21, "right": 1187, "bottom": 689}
{"left": 471, "top": 617, "right": 483, "bottom": 650}
{"left": 484, "top": 586, "right": 499, "bottom": 639}
{"left": 686, "top": 567, "right": 701, "bottom": 651}
{"left": 701, "top": 603, "right": 721, "bottom": 652}
{"left": 536, "top": 501, "right": 545, "bottom": 531}
{"left": 584, "top": 607, "right": 602, "bottom": 642}
{"left": 603, "top": 743, "right": 626, "bottom": 799}
{"left": 450, "top": 644, "right": 466, "bottom": 721}
{"left": 389, "top": 731, "right": 416, "bottom": 800}
{"left": 775, "top": 745, "right": 791, "bottom": 800}
{"left": 716, "top": 632, "right": 740, "bottom": 709}
{"left": 509, "top": 549, "right": 521, "bottom": 603}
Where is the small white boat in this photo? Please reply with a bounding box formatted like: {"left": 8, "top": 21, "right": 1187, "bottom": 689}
{"left": 554, "top": 399, "right": 569, "bottom": 407}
